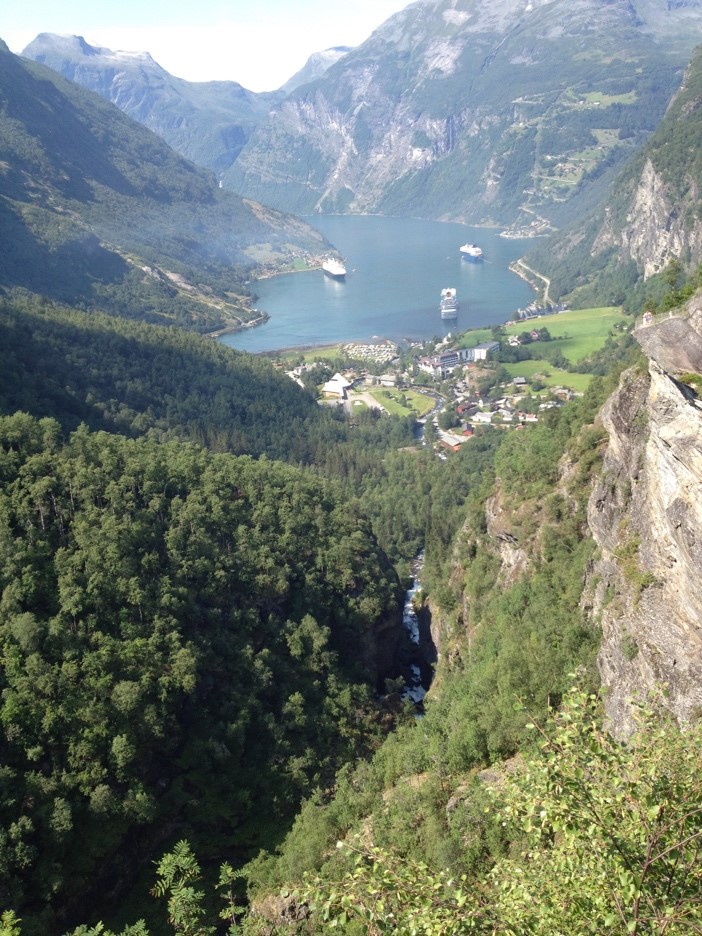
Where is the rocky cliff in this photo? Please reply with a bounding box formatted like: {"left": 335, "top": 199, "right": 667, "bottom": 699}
{"left": 532, "top": 41, "right": 702, "bottom": 304}
{"left": 228, "top": 0, "right": 702, "bottom": 229}
{"left": 587, "top": 304, "right": 702, "bottom": 736}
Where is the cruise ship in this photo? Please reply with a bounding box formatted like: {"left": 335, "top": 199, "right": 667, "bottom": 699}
{"left": 322, "top": 257, "right": 347, "bottom": 280}
{"left": 460, "top": 243, "right": 484, "bottom": 262}
{"left": 439, "top": 287, "right": 459, "bottom": 320}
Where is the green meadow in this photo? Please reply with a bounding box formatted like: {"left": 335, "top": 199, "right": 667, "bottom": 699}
{"left": 500, "top": 360, "right": 593, "bottom": 393}
{"left": 276, "top": 344, "right": 344, "bottom": 362}
{"left": 367, "top": 388, "right": 435, "bottom": 418}
{"left": 454, "top": 307, "right": 626, "bottom": 391}
{"left": 503, "top": 306, "right": 626, "bottom": 361}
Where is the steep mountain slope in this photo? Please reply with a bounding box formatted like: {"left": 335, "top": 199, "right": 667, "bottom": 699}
{"left": 0, "top": 40, "right": 326, "bottom": 331}
{"left": 529, "top": 42, "right": 702, "bottom": 307}
{"left": 22, "top": 33, "right": 280, "bottom": 177}
{"left": 228, "top": 0, "right": 702, "bottom": 229}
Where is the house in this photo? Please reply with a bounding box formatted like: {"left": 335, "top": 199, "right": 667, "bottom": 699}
{"left": 378, "top": 374, "right": 397, "bottom": 387}
{"left": 322, "top": 373, "right": 352, "bottom": 399}
{"left": 472, "top": 411, "right": 494, "bottom": 425}
{"left": 508, "top": 336, "right": 522, "bottom": 347}
{"left": 418, "top": 348, "right": 472, "bottom": 377}
{"left": 440, "top": 439, "right": 462, "bottom": 453}
{"left": 512, "top": 376, "right": 528, "bottom": 388}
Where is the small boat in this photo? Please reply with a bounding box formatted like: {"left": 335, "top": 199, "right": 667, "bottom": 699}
{"left": 460, "top": 243, "right": 484, "bottom": 262}
{"left": 440, "top": 287, "right": 459, "bottom": 320}
{"left": 322, "top": 257, "right": 347, "bottom": 280}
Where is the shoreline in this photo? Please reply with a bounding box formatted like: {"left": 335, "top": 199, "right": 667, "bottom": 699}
{"left": 206, "top": 312, "right": 269, "bottom": 339}
{"left": 212, "top": 220, "right": 549, "bottom": 352}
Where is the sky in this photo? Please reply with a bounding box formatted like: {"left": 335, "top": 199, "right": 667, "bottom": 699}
{"left": 2, "top": 0, "right": 413, "bottom": 92}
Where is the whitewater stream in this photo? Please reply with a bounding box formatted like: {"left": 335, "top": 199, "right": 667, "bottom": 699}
{"left": 402, "top": 552, "right": 429, "bottom": 706}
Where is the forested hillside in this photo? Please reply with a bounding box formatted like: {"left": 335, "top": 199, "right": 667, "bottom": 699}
{"left": 0, "top": 40, "right": 325, "bottom": 332}
{"left": 0, "top": 294, "right": 508, "bottom": 932}
{"left": 0, "top": 293, "right": 490, "bottom": 584}
{"left": 0, "top": 414, "right": 403, "bottom": 933}
{"left": 3, "top": 312, "right": 698, "bottom": 935}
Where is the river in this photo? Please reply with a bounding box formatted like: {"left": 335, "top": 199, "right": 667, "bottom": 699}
{"left": 220, "top": 216, "right": 538, "bottom": 354}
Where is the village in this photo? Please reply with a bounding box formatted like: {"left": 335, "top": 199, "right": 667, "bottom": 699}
{"left": 282, "top": 317, "right": 587, "bottom": 454}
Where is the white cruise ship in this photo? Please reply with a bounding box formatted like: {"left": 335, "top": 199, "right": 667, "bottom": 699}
{"left": 439, "top": 287, "right": 459, "bottom": 320}
{"left": 460, "top": 243, "right": 484, "bottom": 262}
{"left": 322, "top": 257, "right": 346, "bottom": 280}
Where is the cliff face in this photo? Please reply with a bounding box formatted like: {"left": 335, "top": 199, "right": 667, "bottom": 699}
{"left": 228, "top": 0, "right": 701, "bottom": 228}
{"left": 596, "top": 158, "right": 702, "bottom": 280}
{"left": 587, "top": 311, "right": 702, "bottom": 736}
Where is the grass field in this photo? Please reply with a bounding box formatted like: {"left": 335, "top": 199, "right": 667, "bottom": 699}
{"left": 460, "top": 306, "right": 627, "bottom": 392}
{"left": 367, "top": 388, "right": 435, "bottom": 418}
{"left": 276, "top": 344, "right": 343, "bottom": 363}
{"left": 500, "top": 361, "right": 592, "bottom": 393}
{"left": 504, "top": 307, "right": 626, "bottom": 362}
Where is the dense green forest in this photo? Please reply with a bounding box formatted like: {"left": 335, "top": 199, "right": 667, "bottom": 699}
{"left": 0, "top": 414, "right": 402, "bottom": 933}
{"left": 0, "top": 276, "right": 661, "bottom": 935}
{"left": 2, "top": 314, "right": 694, "bottom": 935}
{"left": 0, "top": 290, "right": 510, "bottom": 932}
{"left": 0, "top": 294, "right": 495, "bottom": 586}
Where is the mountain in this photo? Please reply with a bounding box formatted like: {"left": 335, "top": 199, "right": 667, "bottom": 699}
{"left": 22, "top": 33, "right": 281, "bottom": 178}
{"left": 588, "top": 308, "right": 702, "bottom": 737}
{"left": 0, "top": 39, "right": 326, "bottom": 331}
{"left": 281, "top": 46, "right": 353, "bottom": 94}
{"left": 227, "top": 0, "right": 702, "bottom": 230}
{"left": 527, "top": 42, "right": 702, "bottom": 308}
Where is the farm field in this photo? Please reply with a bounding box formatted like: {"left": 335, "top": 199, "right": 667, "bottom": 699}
{"left": 503, "top": 307, "right": 626, "bottom": 362}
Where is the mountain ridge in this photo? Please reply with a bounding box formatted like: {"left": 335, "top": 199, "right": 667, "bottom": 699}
{"left": 227, "top": 0, "right": 702, "bottom": 228}
{"left": 0, "top": 40, "right": 326, "bottom": 330}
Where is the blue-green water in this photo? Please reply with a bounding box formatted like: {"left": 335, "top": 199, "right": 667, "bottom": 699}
{"left": 220, "top": 216, "right": 538, "bottom": 353}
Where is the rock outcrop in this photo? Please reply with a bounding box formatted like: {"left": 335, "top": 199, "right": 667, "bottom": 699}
{"left": 587, "top": 311, "right": 702, "bottom": 736}
{"left": 603, "top": 158, "right": 702, "bottom": 280}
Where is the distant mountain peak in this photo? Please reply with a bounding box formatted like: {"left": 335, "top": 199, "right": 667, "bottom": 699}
{"left": 281, "top": 46, "right": 353, "bottom": 93}
{"left": 21, "top": 32, "right": 278, "bottom": 177}
{"left": 25, "top": 33, "right": 158, "bottom": 68}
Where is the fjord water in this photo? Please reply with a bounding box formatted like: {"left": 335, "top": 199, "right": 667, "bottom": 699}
{"left": 220, "top": 216, "right": 538, "bottom": 353}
